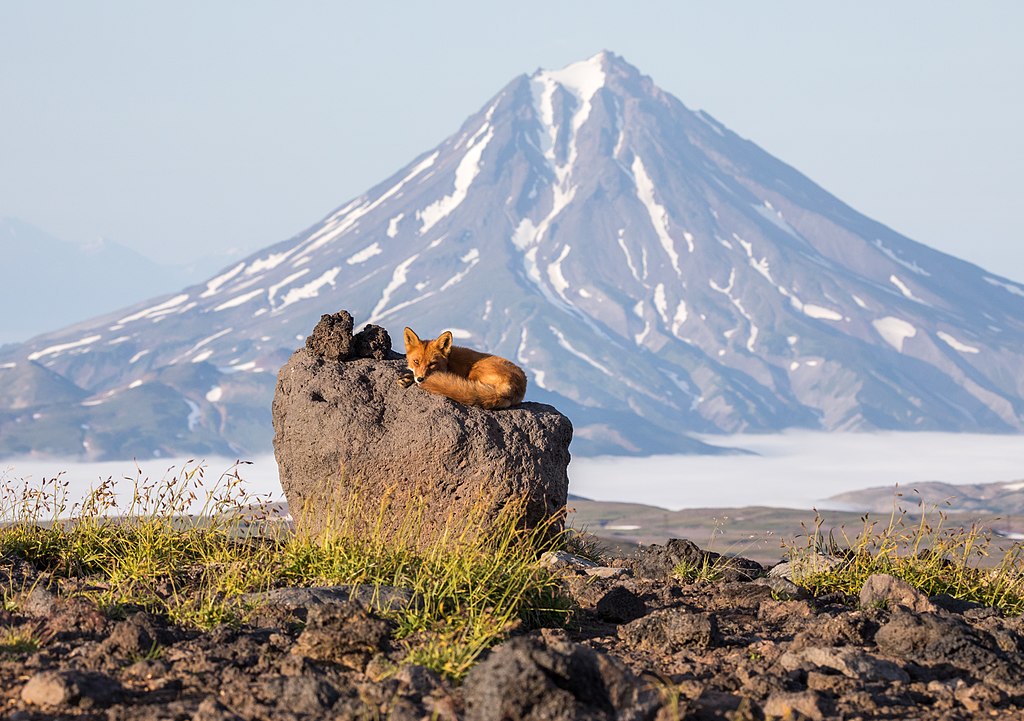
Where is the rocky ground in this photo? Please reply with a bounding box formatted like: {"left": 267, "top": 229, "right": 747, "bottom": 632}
{"left": 3, "top": 539, "right": 1024, "bottom": 720}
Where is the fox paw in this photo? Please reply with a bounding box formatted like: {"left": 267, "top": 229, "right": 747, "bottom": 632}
{"left": 396, "top": 374, "right": 414, "bottom": 389}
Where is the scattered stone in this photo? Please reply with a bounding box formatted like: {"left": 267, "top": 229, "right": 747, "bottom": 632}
{"left": 292, "top": 601, "right": 391, "bottom": 670}
{"left": 101, "top": 617, "right": 157, "bottom": 658}
{"left": 192, "top": 696, "right": 245, "bottom": 721}
{"left": 929, "top": 593, "right": 983, "bottom": 615}
{"left": 22, "top": 586, "right": 57, "bottom": 617}
{"left": 860, "top": 573, "right": 936, "bottom": 613}
{"left": 594, "top": 586, "right": 647, "bottom": 623}
{"left": 780, "top": 646, "right": 910, "bottom": 683}
{"left": 586, "top": 566, "right": 630, "bottom": 579}
{"left": 352, "top": 324, "right": 394, "bottom": 360}
{"left": 462, "top": 634, "right": 661, "bottom": 721}
{"left": 541, "top": 550, "right": 600, "bottom": 571}
{"left": 632, "top": 538, "right": 763, "bottom": 582}
{"left": 305, "top": 310, "right": 355, "bottom": 360}
{"left": 763, "top": 690, "right": 832, "bottom": 721}
{"left": 21, "top": 670, "right": 121, "bottom": 708}
{"left": 753, "top": 575, "right": 809, "bottom": 601}
{"left": 618, "top": 607, "right": 721, "bottom": 652}
{"left": 876, "top": 610, "right": 1023, "bottom": 692}
{"left": 768, "top": 553, "right": 842, "bottom": 581}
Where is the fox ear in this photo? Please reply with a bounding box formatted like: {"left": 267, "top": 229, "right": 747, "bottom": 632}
{"left": 436, "top": 331, "right": 453, "bottom": 356}
{"left": 403, "top": 327, "right": 420, "bottom": 349}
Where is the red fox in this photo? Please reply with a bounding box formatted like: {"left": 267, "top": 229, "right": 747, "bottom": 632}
{"left": 398, "top": 327, "right": 527, "bottom": 409}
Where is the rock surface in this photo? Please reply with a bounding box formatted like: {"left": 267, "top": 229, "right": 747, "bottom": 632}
{"left": 273, "top": 311, "right": 573, "bottom": 544}
{"left": 5, "top": 536, "right": 1024, "bottom": 719}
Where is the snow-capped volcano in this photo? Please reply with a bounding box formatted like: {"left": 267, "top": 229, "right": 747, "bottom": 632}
{"left": 4, "top": 51, "right": 1024, "bottom": 459}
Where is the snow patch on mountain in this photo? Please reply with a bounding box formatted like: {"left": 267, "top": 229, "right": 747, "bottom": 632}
{"left": 117, "top": 294, "right": 190, "bottom": 325}
{"left": 890, "top": 274, "right": 926, "bottom": 304}
{"left": 200, "top": 262, "right": 246, "bottom": 298}
{"left": 633, "top": 155, "right": 682, "bottom": 274}
{"left": 268, "top": 270, "right": 310, "bottom": 306}
{"left": 277, "top": 267, "right": 340, "bottom": 311}
{"left": 547, "top": 245, "right": 572, "bottom": 299}
{"left": 803, "top": 305, "right": 843, "bottom": 321}
{"left": 549, "top": 325, "right": 613, "bottom": 376}
{"left": 346, "top": 243, "right": 382, "bottom": 265}
{"left": 214, "top": 289, "right": 263, "bottom": 312}
{"left": 419, "top": 124, "right": 494, "bottom": 234}
{"left": 874, "top": 239, "right": 930, "bottom": 276}
{"left": 298, "top": 151, "right": 439, "bottom": 260}
{"left": 617, "top": 230, "right": 643, "bottom": 283}
{"left": 440, "top": 249, "right": 481, "bottom": 291}
{"left": 386, "top": 214, "right": 404, "bottom": 238}
{"left": 873, "top": 317, "right": 917, "bottom": 352}
{"left": 985, "top": 276, "right": 1024, "bottom": 298}
{"left": 937, "top": 331, "right": 980, "bottom": 354}
{"left": 368, "top": 256, "right": 419, "bottom": 324}
{"left": 28, "top": 335, "right": 102, "bottom": 361}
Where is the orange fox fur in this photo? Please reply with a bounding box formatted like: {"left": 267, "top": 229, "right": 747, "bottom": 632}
{"left": 400, "top": 327, "right": 527, "bottom": 409}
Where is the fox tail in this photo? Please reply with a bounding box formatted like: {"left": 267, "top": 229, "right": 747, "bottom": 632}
{"left": 421, "top": 372, "right": 526, "bottom": 409}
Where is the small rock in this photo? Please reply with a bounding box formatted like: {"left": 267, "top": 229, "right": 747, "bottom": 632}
{"left": 860, "top": 573, "right": 936, "bottom": 613}
{"left": 618, "top": 607, "right": 721, "bottom": 652}
{"left": 22, "top": 586, "right": 57, "bottom": 617}
{"left": 394, "top": 664, "right": 443, "bottom": 698}
{"left": 594, "top": 585, "right": 647, "bottom": 623}
{"left": 305, "top": 311, "right": 354, "bottom": 360}
{"left": 929, "top": 593, "right": 983, "bottom": 615}
{"left": 753, "top": 576, "right": 809, "bottom": 601}
{"left": 780, "top": 646, "right": 909, "bottom": 682}
{"left": 955, "top": 682, "right": 1006, "bottom": 712}
{"left": 102, "top": 617, "right": 156, "bottom": 657}
{"left": 768, "top": 554, "right": 842, "bottom": 581}
{"left": 585, "top": 566, "right": 629, "bottom": 579}
{"left": 633, "top": 538, "right": 763, "bottom": 581}
{"left": 540, "top": 550, "right": 599, "bottom": 571}
{"left": 292, "top": 601, "right": 391, "bottom": 669}
{"left": 352, "top": 324, "right": 393, "bottom": 359}
{"left": 193, "top": 696, "right": 245, "bottom": 721}
{"left": 462, "top": 634, "right": 660, "bottom": 721}
{"left": 21, "top": 669, "right": 121, "bottom": 708}
{"left": 763, "top": 690, "right": 831, "bottom": 720}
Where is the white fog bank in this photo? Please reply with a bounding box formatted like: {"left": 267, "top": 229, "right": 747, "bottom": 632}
{"left": 1, "top": 432, "right": 1022, "bottom": 515}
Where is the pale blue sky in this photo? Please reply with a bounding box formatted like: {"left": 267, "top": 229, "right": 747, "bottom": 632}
{"left": 2, "top": 2, "right": 1022, "bottom": 279}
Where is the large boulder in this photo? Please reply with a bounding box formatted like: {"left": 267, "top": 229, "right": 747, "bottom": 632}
{"left": 272, "top": 311, "right": 572, "bottom": 545}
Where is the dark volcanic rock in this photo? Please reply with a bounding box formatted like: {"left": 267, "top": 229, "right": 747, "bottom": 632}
{"left": 353, "top": 323, "right": 394, "bottom": 360}
{"left": 618, "top": 607, "right": 721, "bottom": 652}
{"left": 305, "top": 311, "right": 355, "bottom": 360}
{"left": 292, "top": 602, "right": 392, "bottom": 670}
{"left": 20, "top": 669, "right": 121, "bottom": 708}
{"left": 462, "top": 633, "right": 660, "bottom": 721}
{"left": 859, "top": 573, "right": 936, "bottom": 613}
{"left": 594, "top": 586, "right": 647, "bottom": 623}
{"left": 875, "top": 610, "right": 1024, "bottom": 691}
{"left": 273, "top": 326, "right": 572, "bottom": 543}
{"left": 632, "top": 538, "right": 763, "bottom": 582}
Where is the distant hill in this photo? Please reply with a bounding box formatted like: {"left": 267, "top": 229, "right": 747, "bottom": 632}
{"left": 2, "top": 51, "right": 1024, "bottom": 460}
{"left": 827, "top": 479, "right": 1024, "bottom": 516}
{"left": 0, "top": 218, "right": 210, "bottom": 346}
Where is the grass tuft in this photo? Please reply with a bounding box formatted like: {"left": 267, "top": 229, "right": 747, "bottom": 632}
{"left": 785, "top": 497, "right": 1024, "bottom": 615}
{"left": 0, "top": 463, "right": 571, "bottom": 679}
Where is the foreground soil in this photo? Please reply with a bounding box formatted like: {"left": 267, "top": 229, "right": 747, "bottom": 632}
{"left": 3, "top": 541, "right": 1024, "bottom": 720}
